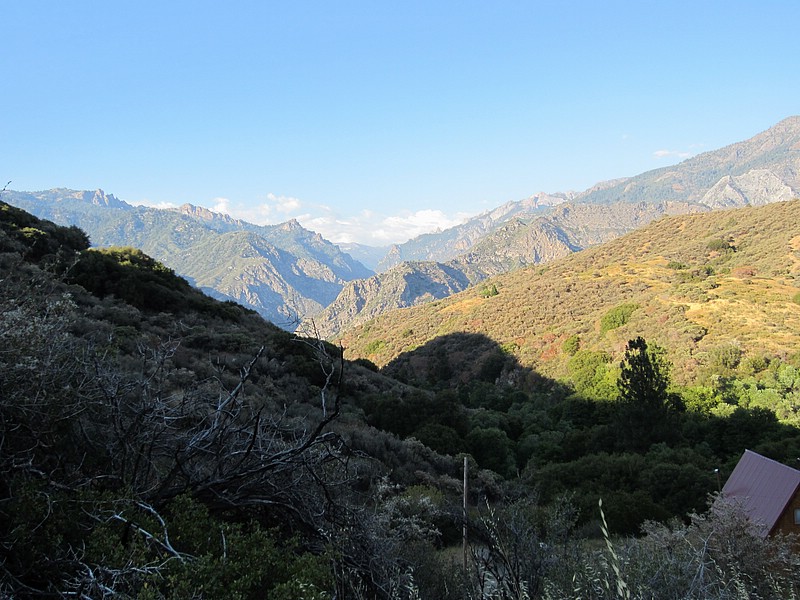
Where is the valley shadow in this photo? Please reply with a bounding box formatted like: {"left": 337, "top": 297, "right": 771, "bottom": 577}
{"left": 381, "top": 331, "right": 566, "bottom": 396}
{"left": 358, "top": 332, "right": 570, "bottom": 481}
{"left": 362, "top": 332, "right": 800, "bottom": 535}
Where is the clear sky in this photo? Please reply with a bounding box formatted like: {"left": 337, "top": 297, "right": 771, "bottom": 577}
{"left": 3, "top": 1, "right": 799, "bottom": 245}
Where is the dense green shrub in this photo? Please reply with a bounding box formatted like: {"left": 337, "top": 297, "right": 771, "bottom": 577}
{"left": 0, "top": 201, "right": 90, "bottom": 261}
{"left": 480, "top": 283, "right": 499, "bottom": 297}
{"left": 708, "top": 343, "right": 743, "bottom": 372}
{"left": 561, "top": 334, "right": 580, "bottom": 356}
{"left": 67, "top": 246, "right": 191, "bottom": 311}
{"left": 599, "top": 303, "right": 639, "bottom": 333}
{"left": 567, "top": 350, "right": 616, "bottom": 400}
{"left": 81, "top": 494, "right": 333, "bottom": 599}
{"left": 364, "top": 338, "right": 387, "bottom": 354}
{"left": 706, "top": 237, "right": 735, "bottom": 252}
{"left": 64, "top": 246, "right": 248, "bottom": 320}
{"left": 466, "top": 427, "right": 516, "bottom": 477}
{"left": 478, "top": 351, "right": 506, "bottom": 382}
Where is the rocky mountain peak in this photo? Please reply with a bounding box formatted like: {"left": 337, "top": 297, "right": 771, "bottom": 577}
{"left": 281, "top": 218, "right": 303, "bottom": 232}
{"left": 83, "top": 189, "right": 127, "bottom": 209}
{"left": 770, "top": 115, "right": 800, "bottom": 136}
{"left": 526, "top": 191, "right": 573, "bottom": 208}
{"left": 178, "top": 203, "right": 217, "bottom": 220}
{"left": 175, "top": 203, "right": 243, "bottom": 226}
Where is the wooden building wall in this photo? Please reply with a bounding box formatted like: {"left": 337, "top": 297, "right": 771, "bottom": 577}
{"left": 771, "top": 488, "right": 800, "bottom": 539}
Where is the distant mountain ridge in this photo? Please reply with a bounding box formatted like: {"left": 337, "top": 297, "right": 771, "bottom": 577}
{"left": 341, "top": 199, "right": 800, "bottom": 390}
{"left": 5, "top": 188, "right": 372, "bottom": 327}
{"left": 377, "top": 191, "right": 573, "bottom": 271}
{"left": 572, "top": 115, "right": 800, "bottom": 207}
{"left": 308, "top": 117, "right": 800, "bottom": 338}
{"left": 375, "top": 116, "right": 800, "bottom": 270}
{"left": 309, "top": 200, "right": 706, "bottom": 338}
{"left": 8, "top": 116, "right": 800, "bottom": 333}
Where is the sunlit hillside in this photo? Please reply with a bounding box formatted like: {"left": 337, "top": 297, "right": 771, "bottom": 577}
{"left": 340, "top": 200, "right": 800, "bottom": 388}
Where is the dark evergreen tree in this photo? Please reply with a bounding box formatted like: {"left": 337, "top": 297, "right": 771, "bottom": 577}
{"left": 618, "top": 336, "right": 670, "bottom": 409}
{"left": 616, "top": 337, "right": 681, "bottom": 451}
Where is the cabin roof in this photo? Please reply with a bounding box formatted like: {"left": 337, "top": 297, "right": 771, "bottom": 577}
{"left": 721, "top": 449, "right": 800, "bottom": 537}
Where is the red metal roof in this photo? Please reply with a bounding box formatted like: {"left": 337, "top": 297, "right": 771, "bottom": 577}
{"left": 721, "top": 449, "right": 800, "bottom": 537}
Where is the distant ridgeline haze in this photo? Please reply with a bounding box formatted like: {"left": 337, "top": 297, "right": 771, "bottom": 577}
{"left": 307, "top": 116, "right": 800, "bottom": 338}
{"left": 6, "top": 116, "right": 800, "bottom": 333}
{"left": 4, "top": 145, "right": 800, "bottom": 598}
{"left": 4, "top": 188, "right": 372, "bottom": 329}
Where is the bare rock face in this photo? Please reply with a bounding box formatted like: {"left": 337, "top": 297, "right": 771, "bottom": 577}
{"left": 308, "top": 261, "right": 471, "bottom": 339}
{"left": 86, "top": 189, "right": 127, "bottom": 208}
{"left": 700, "top": 169, "right": 798, "bottom": 209}
{"left": 375, "top": 192, "right": 575, "bottom": 272}
{"left": 177, "top": 203, "right": 232, "bottom": 223}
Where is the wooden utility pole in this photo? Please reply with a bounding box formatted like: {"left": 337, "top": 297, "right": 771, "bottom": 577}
{"left": 463, "top": 455, "right": 468, "bottom": 573}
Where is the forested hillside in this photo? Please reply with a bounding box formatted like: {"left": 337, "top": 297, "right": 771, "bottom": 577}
{"left": 2, "top": 200, "right": 800, "bottom": 598}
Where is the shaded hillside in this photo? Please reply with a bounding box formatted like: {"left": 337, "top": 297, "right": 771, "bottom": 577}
{"left": 0, "top": 200, "right": 483, "bottom": 597}
{"left": 369, "top": 330, "right": 800, "bottom": 538}
{"left": 341, "top": 200, "right": 800, "bottom": 390}
{"left": 4, "top": 188, "right": 372, "bottom": 328}
{"left": 339, "top": 200, "right": 800, "bottom": 543}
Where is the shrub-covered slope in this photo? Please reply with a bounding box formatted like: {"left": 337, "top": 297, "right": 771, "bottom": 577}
{"left": 339, "top": 200, "right": 800, "bottom": 552}
{"left": 0, "top": 201, "right": 473, "bottom": 597}
{"left": 4, "top": 200, "right": 800, "bottom": 598}
{"left": 310, "top": 200, "right": 706, "bottom": 339}
{"left": 342, "top": 200, "right": 800, "bottom": 390}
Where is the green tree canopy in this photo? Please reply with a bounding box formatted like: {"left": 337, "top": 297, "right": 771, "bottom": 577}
{"left": 616, "top": 337, "right": 681, "bottom": 451}
{"left": 618, "top": 336, "right": 670, "bottom": 409}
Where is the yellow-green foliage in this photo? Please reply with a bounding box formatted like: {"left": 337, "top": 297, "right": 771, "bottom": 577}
{"left": 340, "top": 200, "right": 800, "bottom": 387}
{"left": 600, "top": 303, "right": 639, "bottom": 334}
{"left": 562, "top": 334, "right": 581, "bottom": 356}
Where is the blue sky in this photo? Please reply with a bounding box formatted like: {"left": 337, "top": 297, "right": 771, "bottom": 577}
{"left": 3, "top": 1, "right": 799, "bottom": 245}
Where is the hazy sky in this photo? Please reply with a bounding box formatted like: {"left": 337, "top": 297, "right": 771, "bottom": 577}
{"left": 4, "top": 1, "right": 799, "bottom": 245}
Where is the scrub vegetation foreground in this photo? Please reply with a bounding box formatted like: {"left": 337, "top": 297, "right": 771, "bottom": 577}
{"left": 2, "top": 199, "right": 800, "bottom": 598}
